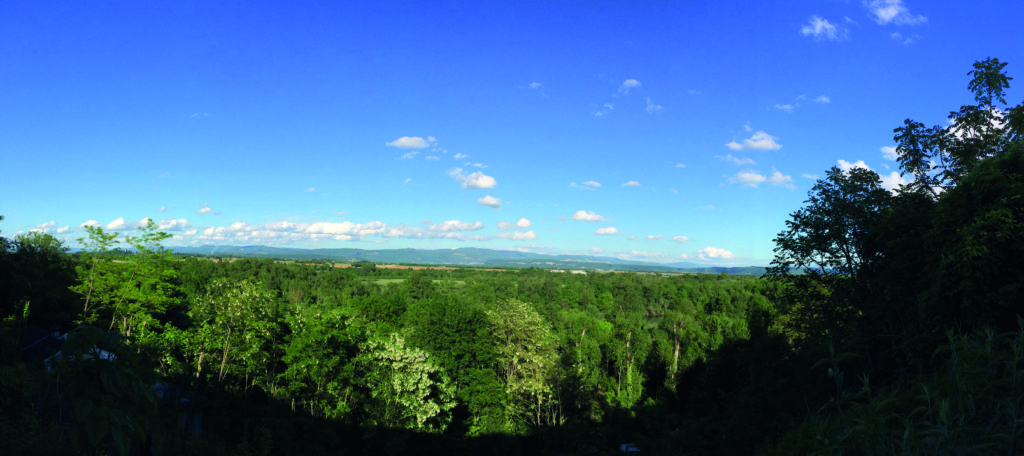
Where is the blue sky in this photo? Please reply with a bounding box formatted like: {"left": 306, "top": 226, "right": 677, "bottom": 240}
{"left": 2, "top": 0, "right": 1022, "bottom": 265}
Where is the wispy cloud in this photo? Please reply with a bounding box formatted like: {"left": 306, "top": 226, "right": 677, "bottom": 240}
{"left": 645, "top": 97, "right": 664, "bottom": 113}
{"left": 800, "top": 15, "right": 848, "bottom": 41}
{"left": 621, "top": 181, "right": 640, "bottom": 187}
{"left": 594, "top": 227, "right": 620, "bottom": 235}
{"left": 866, "top": 0, "right": 926, "bottom": 25}
{"left": 881, "top": 146, "right": 898, "bottom": 160}
{"left": 718, "top": 154, "right": 756, "bottom": 166}
{"left": 617, "top": 79, "right": 641, "bottom": 95}
{"left": 570, "top": 182, "right": 597, "bottom": 191}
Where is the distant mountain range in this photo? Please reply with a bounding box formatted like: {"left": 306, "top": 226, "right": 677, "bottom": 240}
{"left": 171, "top": 245, "right": 767, "bottom": 275}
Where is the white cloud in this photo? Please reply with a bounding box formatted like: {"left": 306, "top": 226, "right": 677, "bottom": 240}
{"left": 197, "top": 207, "right": 213, "bottom": 214}
{"left": 697, "top": 246, "right": 734, "bottom": 260}
{"left": 621, "top": 181, "right": 640, "bottom": 187}
{"left": 675, "top": 163, "right": 686, "bottom": 168}
{"left": 645, "top": 97, "right": 664, "bottom": 113}
{"left": 726, "top": 131, "right": 782, "bottom": 150}
{"left": 881, "top": 146, "right": 898, "bottom": 160}
{"left": 838, "top": 159, "right": 871, "bottom": 172}
{"left": 866, "top": 0, "right": 926, "bottom": 25}
{"left": 594, "top": 227, "right": 620, "bottom": 235}
{"left": 386, "top": 136, "right": 429, "bottom": 148}
{"left": 774, "top": 104, "right": 795, "bottom": 113}
{"left": 589, "top": 247, "right": 602, "bottom": 254}
{"left": 880, "top": 171, "right": 908, "bottom": 191}
{"left": 671, "top": 235, "right": 689, "bottom": 243}
{"left": 477, "top": 195, "right": 502, "bottom": 209}
{"left": 767, "top": 168, "right": 796, "bottom": 190}
{"left": 496, "top": 230, "right": 537, "bottom": 241}
{"left": 627, "top": 235, "right": 638, "bottom": 240}
{"left": 429, "top": 220, "right": 484, "bottom": 232}
{"left": 678, "top": 253, "right": 689, "bottom": 259}
{"left": 305, "top": 187, "right": 316, "bottom": 192}
{"left": 669, "top": 188, "right": 678, "bottom": 194}
{"left": 815, "top": 95, "right": 831, "bottom": 103}
{"left": 425, "top": 155, "right": 440, "bottom": 161}
{"left": 585, "top": 181, "right": 601, "bottom": 188}
{"left": 80, "top": 220, "right": 100, "bottom": 228}
{"left": 454, "top": 153, "right": 469, "bottom": 160}
{"left": 718, "top": 154, "right": 756, "bottom": 166}
{"left": 449, "top": 168, "right": 497, "bottom": 189}
{"left": 730, "top": 170, "right": 767, "bottom": 187}
{"left": 400, "top": 151, "right": 419, "bottom": 159}
{"left": 527, "top": 82, "right": 543, "bottom": 90}
{"left": 305, "top": 221, "right": 388, "bottom": 237}
{"left": 157, "top": 206, "right": 167, "bottom": 212}
{"left": 800, "top": 15, "right": 848, "bottom": 41}
{"left": 56, "top": 225, "right": 71, "bottom": 234}
{"left": 335, "top": 211, "right": 347, "bottom": 216}
{"left": 157, "top": 218, "right": 192, "bottom": 231}
{"left": 497, "top": 221, "right": 514, "bottom": 230}
{"left": 617, "top": 79, "right": 641, "bottom": 95}
{"left": 29, "top": 221, "right": 57, "bottom": 233}
{"left": 646, "top": 234, "right": 663, "bottom": 240}
{"left": 571, "top": 210, "right": 611, "bottom": 222}
{"left": 427, "top": 136, "right": 437, "bottom": 143}
{"left": 802, "top": 173, "right": 819, "bottom": 179}
{"left": 105, "top": 217, "right": 150, "bottom": 231}
{"left": 889, "top": 32, "right": 921, "bottom": 46}
{"left": 516, "top": 218, "right": 531, "bottom": 228}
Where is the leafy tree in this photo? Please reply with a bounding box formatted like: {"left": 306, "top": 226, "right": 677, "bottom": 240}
{"left": 70, "top": 220, "right": 177, "bottom": 337}
{"left": 486, "top": 299, "right": 559, "bottom": 429}
{"left": 358, "top": 333, "right": 456, "bottom": 432}
{"left": 767, "top": 166, "right": 891, "bottom": 344}
{"left": 894, "top": 57, "right": 1024, "bottom": 195}
{"left": 190, "top": 277, "right": 277, "bottom": 388}
{"left": 281, "top": 303, "right": 363, "bottom": 418}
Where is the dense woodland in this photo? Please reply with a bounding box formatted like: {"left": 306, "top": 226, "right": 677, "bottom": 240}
{"left": 1, "top": 58, "right": 1022, "bottom": 455}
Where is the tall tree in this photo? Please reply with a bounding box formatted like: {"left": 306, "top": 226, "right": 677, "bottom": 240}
{"left": 894, "top": 57, "right": 1024, "bottom": 195}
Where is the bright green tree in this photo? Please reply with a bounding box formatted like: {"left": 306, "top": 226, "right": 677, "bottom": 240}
{"left": 486, "top": 298, "right": 560, "bottom": 429}
{"left": 70, "top": 220, "right": 177, "bottom": 338}
{"left": 358, "top": 333, "right": 456, "bottom": 432}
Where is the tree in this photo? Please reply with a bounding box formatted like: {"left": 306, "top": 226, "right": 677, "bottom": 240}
{"left": 357, "top": 333, "right": 455, "bottom": 432}
{"left": 894, "top": 57, "right": 1024, "bottom": 195}
{"left": 70, "top": 220, "right": 177, "bottom": 338}
{"left": 486, "top": 299, "right": 560, "bottom": 429}
{"left": 767, "top": 167, "right": 891, "bottom": 344}
{"left": 190, "top": 277, "right": 277, "bottom": 388}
